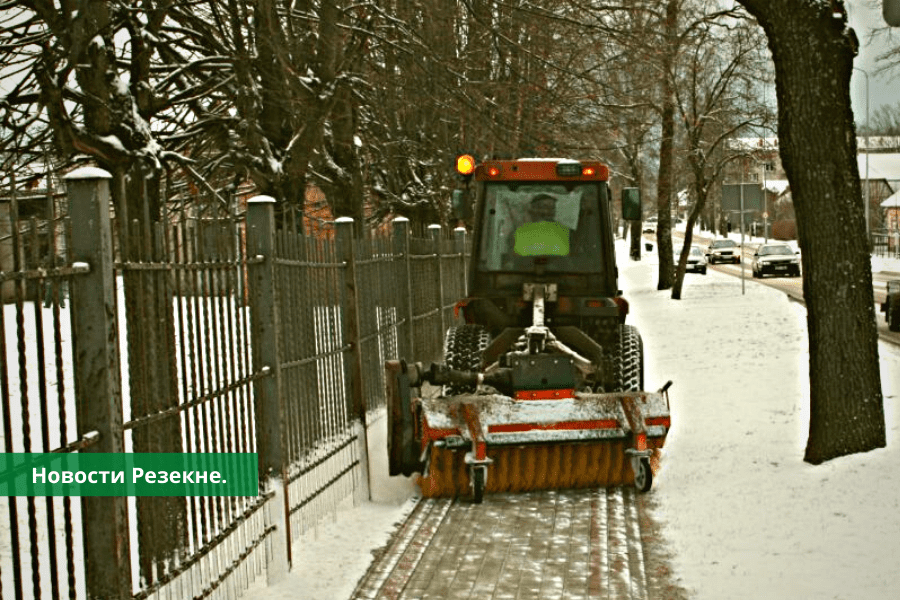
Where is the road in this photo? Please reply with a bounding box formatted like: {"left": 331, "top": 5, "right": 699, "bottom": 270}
{"left": 670, "top": 231, "right": 900, "bottom": 345}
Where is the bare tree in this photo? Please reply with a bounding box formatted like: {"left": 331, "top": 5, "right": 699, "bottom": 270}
{"left": 570, "top": 1, "right": 660, "bottom": 258}
{"left": 738, "top": 0, "right": 885, "bottom": 463}
{"left": 358, "top": 0, "right": 463, "bottom": 226}
{"left": 671, "top": 15, "right": 772, "bottom": 299}
{"left": 583, "top": 0, "right": 744, "bottom": 290}
{"left": 867, "top": 101, "right": 900, "bottom": 134}
{"left": 359, "top": 0, "right": 590, "bottom": 227}
{"left": 0, "top": 0, "right": 210, "bottom": 584}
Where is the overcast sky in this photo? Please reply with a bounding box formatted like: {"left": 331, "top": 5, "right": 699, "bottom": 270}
{"left": 847, "top": 0, "right": 900, "bottom": 123}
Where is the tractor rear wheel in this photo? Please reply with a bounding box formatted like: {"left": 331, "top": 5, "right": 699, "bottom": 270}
{"left": 613, "top": 325, "right": 654, "bottom": 492}
{"left": 443, "top": 324, "right": 491, "bottom": 395}
{"left": 613, "top": 324, "right": 644, "bottom": 392}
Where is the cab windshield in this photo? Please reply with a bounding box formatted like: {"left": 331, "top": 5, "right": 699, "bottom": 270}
{"left": 477, "top": 182, "right": 603, "bottom": 273}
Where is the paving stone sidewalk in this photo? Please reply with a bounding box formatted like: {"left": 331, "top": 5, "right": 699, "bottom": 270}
{"left": 351, "top": 488, "right": 689, "bottom": 600}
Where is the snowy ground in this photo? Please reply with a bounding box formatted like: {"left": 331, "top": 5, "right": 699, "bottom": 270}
{"left": 255, "top": 231, "right": 900, "bottom": 600}
{"left": 630, "top": 234, "right": 900, "bottom": 599}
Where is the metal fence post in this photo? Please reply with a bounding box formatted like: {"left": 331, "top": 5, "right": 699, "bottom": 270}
{"left": 64, "top": 167, "right": 132, "bottom": 600}
{"left": 335, "top": 218, "right": 371, "bottom": 501}
{"left": 392, "top": 217, "right": 414, "bottom": 359}
{"left": 246, "top": 196, "right": 290, "bottom": 582}
{"left": 454, "top": 227, "right": 468, "bottom": 298}
{"left": 428, "top": 224, "right": 446, "bottom": 339}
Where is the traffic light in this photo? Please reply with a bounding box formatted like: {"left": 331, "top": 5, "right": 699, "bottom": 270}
{"left": 886, "top": 0, "right": 900, "bottom": 26}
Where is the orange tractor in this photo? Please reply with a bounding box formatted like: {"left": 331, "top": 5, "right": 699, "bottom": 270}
{"left": 386, "top": 156, "right": 672, "bottom": 502}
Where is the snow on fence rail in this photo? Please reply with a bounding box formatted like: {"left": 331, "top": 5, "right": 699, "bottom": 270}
{"left": 0, "top": 173, "right": 468, "bottom": 600}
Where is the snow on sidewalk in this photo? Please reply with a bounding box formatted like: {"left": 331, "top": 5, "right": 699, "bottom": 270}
{"left": 254, "top": 239, "right": 900, "bottom": 600}
{"left": 625, "top": 240, "right": 900, "bottom": 600}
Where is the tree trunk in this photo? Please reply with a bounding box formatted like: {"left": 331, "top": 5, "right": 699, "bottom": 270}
{"left": 671, "top": 190, "right": 707, "bottom": 300}
{"left": 738, "top": 0, "right": 885, "bottom": 463}
{"left": 630, "top": 221, "right": 642, "bottom": 259}
{"left": 655, "top": 0, "right": 679, "bottom": 290}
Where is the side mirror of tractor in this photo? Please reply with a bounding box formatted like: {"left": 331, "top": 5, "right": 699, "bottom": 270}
{"left": 621, "top": 188, "right": 641, "bottom": 221}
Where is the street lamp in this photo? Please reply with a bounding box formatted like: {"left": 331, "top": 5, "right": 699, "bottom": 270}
{"left": 854, "top": 66, "right": 870, "bottom": 240}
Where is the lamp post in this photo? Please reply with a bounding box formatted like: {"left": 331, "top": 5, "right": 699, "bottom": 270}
{"left": 854, "top": 66, "right": 870, "bottom": 240}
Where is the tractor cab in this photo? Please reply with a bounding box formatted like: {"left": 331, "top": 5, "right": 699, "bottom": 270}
{"left": 454, "top": 156, "right": 623, "bottom": 336}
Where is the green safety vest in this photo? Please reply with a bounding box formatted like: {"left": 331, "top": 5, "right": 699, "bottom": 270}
{"left": 514, "top": 221, "right": 570, "bottom": 256}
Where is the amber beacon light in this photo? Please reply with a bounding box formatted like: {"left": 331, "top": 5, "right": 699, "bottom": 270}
{"left": 456, "top": 154, "right": 476, "bottom": 176}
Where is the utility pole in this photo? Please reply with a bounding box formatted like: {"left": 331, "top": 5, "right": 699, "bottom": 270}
{"left": 740, "top": 159, "right": 745, "bottom": 295}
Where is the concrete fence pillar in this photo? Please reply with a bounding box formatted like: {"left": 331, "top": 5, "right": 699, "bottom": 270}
{"left": 335, "top": 218, "right": 371, "bottom": 502}
{"left": 454, "top": 227, "right": 468, "bottom": 299}
{"left": 392, "top": 217, "right": 414, "bottom": 359}
{"left": 428, "top": 224, "right": 446, "bottom": 339}
{"left": 245, "top": 196, "right": 290, "bottom": 582}
{"left": 65, "top": 167, "right": 132, "bottom": 600}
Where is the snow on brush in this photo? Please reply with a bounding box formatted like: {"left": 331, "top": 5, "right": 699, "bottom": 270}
{"left": 254, "top": 235, "right": 900, "bottom": 600}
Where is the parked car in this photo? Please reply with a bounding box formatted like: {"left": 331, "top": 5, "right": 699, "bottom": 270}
{"left": 705, "top": 238, "right": 741, "bottom": 265}
{"left": 751, "top": 243, "right": 801, "bottom": 278}
{"left": 678, "top": 245, "right": 707, "bottom": 274}
{"left": 643, "top": 216, "right": 657, "bottom": 234}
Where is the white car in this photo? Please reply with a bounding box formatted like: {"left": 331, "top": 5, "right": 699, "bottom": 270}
{"left": 683, "top": 245, "right": 707, "bottom": 274}
{"left": 751, "top": 243, "right": 801, "bottom": 278}
{"left": 684, "top": 246, "right": 706, "bottom": 275}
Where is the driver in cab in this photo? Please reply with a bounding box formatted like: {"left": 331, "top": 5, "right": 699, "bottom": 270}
{"left": 514, "top": 194, "right": 570, "bottom": 257}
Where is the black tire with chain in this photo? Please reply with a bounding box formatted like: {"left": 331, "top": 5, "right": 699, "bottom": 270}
{"left": 613, "top": 324, "right": 645, "bottom": 392}
{"left": 613, "top": 324, "right": 653, "bottom": 492}
{"left": 442, "top": 324, "right": 491, "bottom": 395}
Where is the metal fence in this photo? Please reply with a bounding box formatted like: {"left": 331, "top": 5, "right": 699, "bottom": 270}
{"left": 0, "top": 170, "right": 468, "bottom": 599}
{"left": 871, "top": 229, "right": 900, "bottom": 259}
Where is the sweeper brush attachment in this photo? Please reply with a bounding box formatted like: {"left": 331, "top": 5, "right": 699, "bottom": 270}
{"left": 386, "top": 359, "right": 671, "bottom": 502}
{"left": 421, "top": 440, "right": 637, "bottom": 498}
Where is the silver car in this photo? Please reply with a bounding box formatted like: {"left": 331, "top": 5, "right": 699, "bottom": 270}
{"left": 705, "top": 238, "right": 741, "bottom": 265}
{"left": 751, "top": 243, "right": 801, "bottom": 278}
